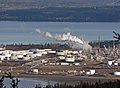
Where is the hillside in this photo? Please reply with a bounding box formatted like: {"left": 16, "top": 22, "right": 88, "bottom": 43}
{"left": 0, "top": 6, "right": 120, "bottom": 22}
{"left": 0, "top": 0, "right": 120, "bottom": 22}
{"left": 0, "top": 0, "right": 120, "bottom": 10}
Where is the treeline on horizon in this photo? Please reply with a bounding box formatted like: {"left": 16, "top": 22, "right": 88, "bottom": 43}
{"left": 0, "top": 6, "right": 120, "bottom": 22}
{"left": 89, "top": 40, "right": 120, "bottom": 48}
{"left": 35, "top": 80, "right": 120, "bottom": 88}
{"left": 4, "top": 43, "right": 72, "bottom": 50}
{"left": 0, "top": 40, "right": 119, "bottom": 50}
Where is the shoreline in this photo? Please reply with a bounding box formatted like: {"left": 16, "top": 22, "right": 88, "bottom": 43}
{"left": 12, "top": 74, "right": 120, "bottom": 84}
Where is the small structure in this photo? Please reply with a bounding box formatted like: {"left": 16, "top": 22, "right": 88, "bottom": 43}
{"left": 73, "top": 63, "right": 80, "bottom": 66}
{"left": 65, "top": 55, "right": 75, "bottom": 63}
{"left": 86, "top": 69, "right": 95, "bottom": 75}
{"left": 114, "top": 62, "right": 118, "bottom": 66}
{"left": 108, "top": 61, "right": 113, "bottom": 66}
{"left": 114, "top": 72, "right": 120, "bottom": 76}
{"left": 41, "top": 60, "right": 47, "bottom": 64}
{"left": 90, "top": 70, "right": 95, "bottom": 75}
{"left": 60, "top": 62, "right": 69, "bottom": 66}
{"left": 33, "top": 69, "right": 39, "bottom": 73}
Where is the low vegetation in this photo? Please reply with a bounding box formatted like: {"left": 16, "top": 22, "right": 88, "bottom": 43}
{"left": 1, "top": 72, "right": 120, "bottom": 88}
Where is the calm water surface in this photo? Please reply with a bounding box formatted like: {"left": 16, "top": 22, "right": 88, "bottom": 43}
{"left": 4, "top": 78, "right": 56, "bottom": 88}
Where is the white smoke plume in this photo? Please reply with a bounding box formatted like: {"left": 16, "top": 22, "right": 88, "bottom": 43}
{"left": 35, "top": 29, "right": 92, "bottom": 50}
{"left": 35, "top": 29, "right": 83, "bottom": 44}
{"left": 70, "top": 38, "right": 92, "bottom": 50}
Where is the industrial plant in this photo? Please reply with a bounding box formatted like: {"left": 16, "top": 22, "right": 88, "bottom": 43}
{"left": 0, "top": 40, "right": 119, "bottom": 79}
{"left": 0, "top": 30, "right": 119, "bottom": 80}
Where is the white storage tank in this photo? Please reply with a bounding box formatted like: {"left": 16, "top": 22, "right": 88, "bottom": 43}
{"left": 114, "top": 63, "right": 118, "bottom": 66}
{"left": 73, "top": 63, "right": 80, "bottom": 66}
{"left": 33, "top": 69, "right": 39, "bottom": 73}
{"left": 58, "top": 56, "right": 65, "bottom": 60}
{"left": 44, "top": 49, "right": 52, "bottom": 51}
{"left": 41, "top": 60, "right": 47, "bottom": 64}
{"left": 30, "top": 54, "right": 36, "bottom": 59}
{"left": 0, "top": 55, "right": 6, "bottom": 60}
{"left": 29, "top": 49, "right": 39, "bottom": 53}
{"left": 34, "top": 53, "right": 42, "bottom": 57}
{"left": 28, "top": 52, "right": 33, "bottom": 54}
{"left": 17, "top": 54, "right": 24, "bottom": 59}
{"left": 86, "top": 72, "right": 91, "bottom": 75}
{"left": 41, "top": 51, "right": 47, "bottom": 55}
{"left": 23, "top": 56, "right": 30, "bottom": 60}
{"left": 5, "top": 54, "right": 11, "bottom": 58}
{"left": 48, "top": 51, "right": 56, "bottom": 54}
{"left": 90, "top": 70, "right": 95, "bottom": 75}
{"left": 11, "top": 56, "right": 18, "bottom": 60}
{"left": 61, "top": 62, "right": 69, "bottom": 66}
{"left": 66, "top": 57, "right": 75, "bottom": 62}
{"left": 38, "top": 49, "right": 45, "bottom": 52}
{"left": 114, "top": 72, "right": 120, "bottom": 76}
{"left": 57, "top": 52, "right": 66, "bottom": 56}
{"left": 108, "top": 61, "right": 113, "bottom": 65}
{"left": 71, "top": 51, "right": 78, "bottom": 54}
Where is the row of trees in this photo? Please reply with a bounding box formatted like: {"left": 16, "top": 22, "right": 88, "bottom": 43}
{"left": 36, "top": 80, "right": 120, "bottom": 88}
{"left": 4, "top": 43, "right": 72, "bottom": 51}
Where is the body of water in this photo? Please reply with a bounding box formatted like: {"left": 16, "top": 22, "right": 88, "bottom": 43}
{"left": 0, "top": 21, "right": 119, "bottom": 44}
{"left": 3, "top": 78, "right": 56, "bottom": 88}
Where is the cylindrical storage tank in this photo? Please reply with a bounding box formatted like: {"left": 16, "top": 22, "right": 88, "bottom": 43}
{"left": 10, "top": 56, "right": 18, "bottom": 60}
{"left": 22, "top": 52, "right": 27, "bottom": 56}
{"left": 23, "top": 57, "right": 30, "bottom": 60}
{"left": 114, "top": 63, "right": 118, "bottom": 66}
{"left": 0, "top": 51, "right": 3, "bottom": 54}
{"left": 44, "top": 49, "right": 52, "bottom": 51}
{"left": 90, "top": 70, "right": 95, "bottom": 75}
{"left": 72, "top": 51, "right": 78, "bottom": 54}
{"left": 0, "top": 55, "right": 6, "bottom": 60}
{"left": 17, "top": 54, "right": 24, "bottom": 59}
{"left": 41, "top": 60, "right": 47, "bottom": 64}
{"left": 30, "top": 54, "right": 36, "bottom": 59}
{"left": 73, "top": 63, "right": 80, "bottom": 66}
{"left": 28, "top": 52, "right": 33, "bottom": 55}
{"left": 114, "top": 72, "right": 120, "bottom": 76}
{"left": 66, "top": 57, "right": 75, "bottom": 62}
{"left": 41, "top": 51, "right": 47, "bottom": 55}
{"left": 5, "top": 54, "right": 11, "bottom": 58}
{"left": 35, "top": 53, "right": 42, "bottom": 57}
{"left": 86, "top": 72, "right": 91, "bottom": 75}
{"left": 12, "top": 52, "right": 17, "bottom": 56}
{"left": 57, "top": 52, "right": 66, "bottom": 56}
{"left": 33, "top": 69, "right": 39, "bottom": 73}
{"left": 48, "top": 51, "right": 56, "bottom": 54}
{"left": 108, "top": 61, "right": 113, "bottom": 65}
{"left": 38, "top": 49, "right": 45, "bottom": 52}
{"left": 58, "top": 56, "right": 65, "bottom": 60}
{"left": 61, "top": 62, "right": 69, "bottom": 65}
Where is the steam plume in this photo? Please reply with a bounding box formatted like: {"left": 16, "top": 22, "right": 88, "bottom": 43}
{"left": 35, "top": 29, "right": 83, "bottom": 44}
{"left": 35, "top": 29, "right": 92, "bottom": 50}
{"left": 70, "top": 38, "right": 92, "bottom": 50}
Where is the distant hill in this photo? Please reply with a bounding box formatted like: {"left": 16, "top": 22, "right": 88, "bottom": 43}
{"left": 0, "top": 0, "right": 120, "bottom": 10}
{"left": 1, "top": 6, "right": 120, "bottom": 22}
{"left": 1, "top": 0, "right": 120, "bottom": 22}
